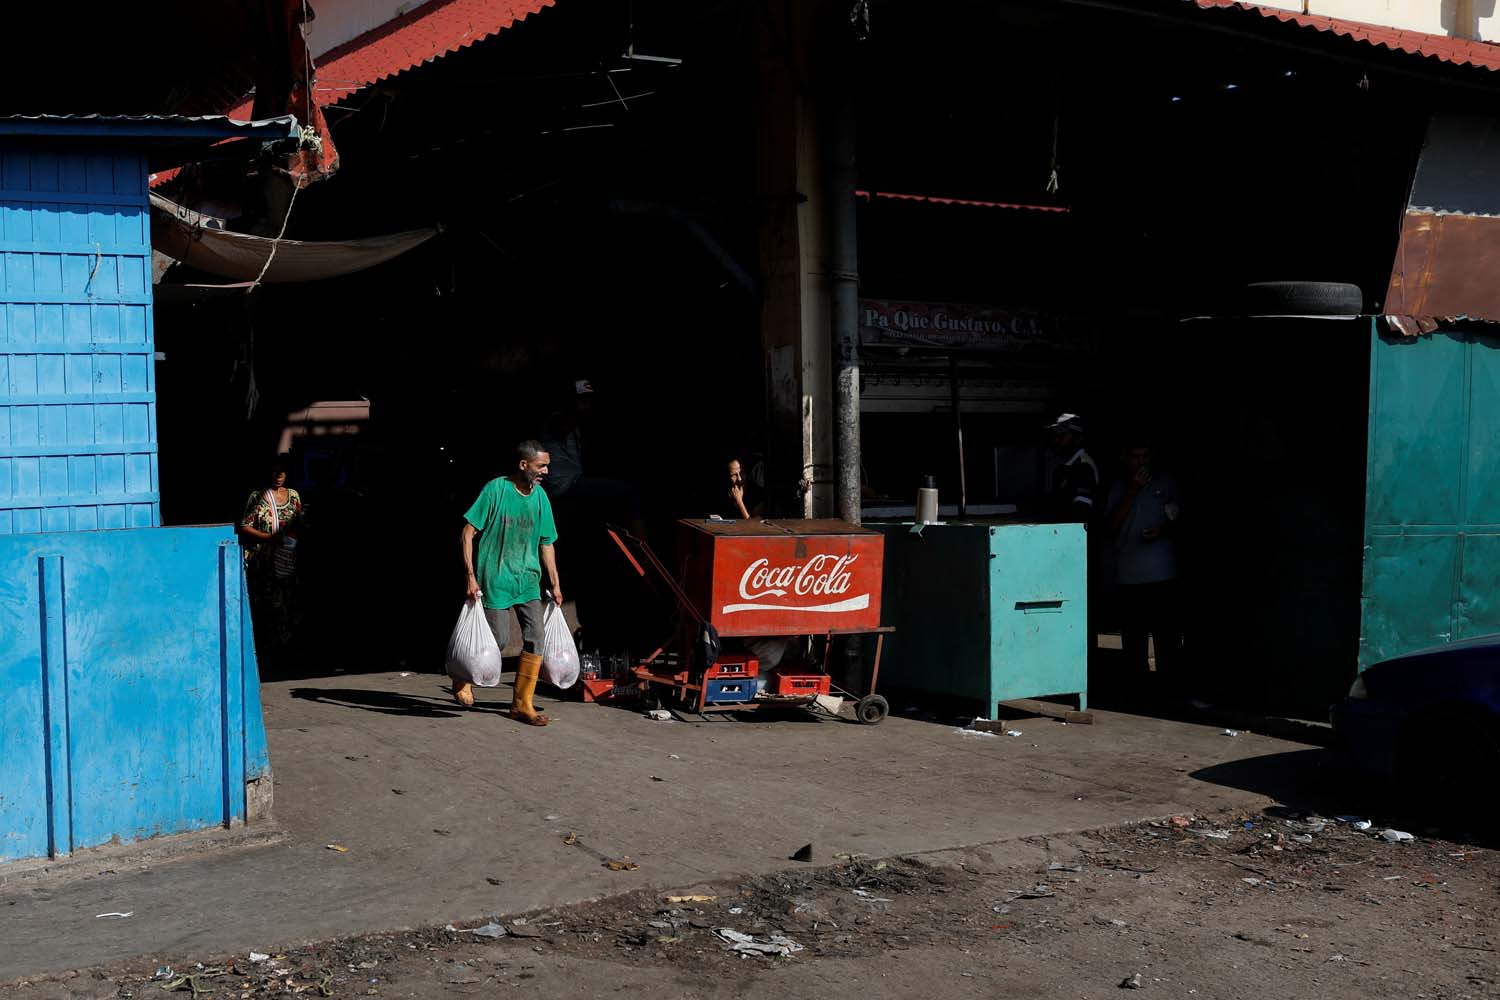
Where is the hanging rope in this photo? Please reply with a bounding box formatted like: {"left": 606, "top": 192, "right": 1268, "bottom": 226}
{"left": 1046, "top": 108, "right": 1061, "bottom": 195}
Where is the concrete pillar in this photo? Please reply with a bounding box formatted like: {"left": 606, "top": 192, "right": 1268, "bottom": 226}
{"left": 756, "top": 0, "right": 834, "bottom": 518}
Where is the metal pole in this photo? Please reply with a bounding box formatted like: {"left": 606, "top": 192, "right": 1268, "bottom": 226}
{"left": 829, "top": 78, "right": 861, "bottom": 525}
{"left": 950, "top": 354, "right": 967, "bottom": 518}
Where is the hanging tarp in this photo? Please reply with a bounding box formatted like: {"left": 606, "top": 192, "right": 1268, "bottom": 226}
{"left": 150, "top": 193, "right": 438, "bottom": 284}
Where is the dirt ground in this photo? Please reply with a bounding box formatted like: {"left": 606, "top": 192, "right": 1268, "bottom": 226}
{"left": 5, "top": 808, "right": 1495, "bottom": 1000}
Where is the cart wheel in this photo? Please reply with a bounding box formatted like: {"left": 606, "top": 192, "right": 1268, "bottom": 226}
{"left": 855, "top": 694, "right": 889, "bottom": 725}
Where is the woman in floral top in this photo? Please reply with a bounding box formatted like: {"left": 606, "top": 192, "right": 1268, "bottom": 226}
{"left": 239, "top": 457, "right": 304, "bottom": 665}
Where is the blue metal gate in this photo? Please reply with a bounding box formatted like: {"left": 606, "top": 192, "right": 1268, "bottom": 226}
{"left": 0, "top": 526, "right": 270, "bottom": 863}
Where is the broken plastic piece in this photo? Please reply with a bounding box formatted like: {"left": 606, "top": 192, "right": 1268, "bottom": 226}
{"left": 712, "top": 928, "right": 804, "bottom": 957}
{"left": 1380, "top": 829, "right": 1415, "bottom": 843}
{"left": 325, "top": 844, "right": 349, "bottom": 853}
{"left": 468, "top": 922, "right": 506, "bottom": 939}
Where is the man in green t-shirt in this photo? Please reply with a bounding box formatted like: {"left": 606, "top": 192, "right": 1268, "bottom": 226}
{"left": 458, "top": 440, "right": 563, "bottom": 726}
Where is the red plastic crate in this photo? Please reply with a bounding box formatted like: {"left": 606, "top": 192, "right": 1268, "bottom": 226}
{"left": 705, "top": 655, "right": 759, "bottom": 680}
{"left": 767, "top": 672, "right": 831, "bottom": 696}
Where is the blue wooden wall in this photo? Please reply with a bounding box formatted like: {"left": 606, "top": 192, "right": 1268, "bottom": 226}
{"left": 0, "top": 144, "right": 158, "bottom": 535}
{"left": 0, "top": 526, "right": 270, "bottom": 863}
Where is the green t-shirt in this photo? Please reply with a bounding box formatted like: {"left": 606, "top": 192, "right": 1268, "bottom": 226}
{"left": 464, "top": 477, "right": 558, "bottom": 610}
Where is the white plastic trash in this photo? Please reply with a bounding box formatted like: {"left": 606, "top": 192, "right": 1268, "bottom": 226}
{"left": 540, "top": 601, "right": 581, "bottom": 689}
{"left": 446, "top": 598, "right": 504, "bottom": 687}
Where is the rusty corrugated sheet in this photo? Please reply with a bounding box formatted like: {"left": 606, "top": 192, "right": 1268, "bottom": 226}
{"left": 1384, "top": 112, "right": 1500, "bottom": 333}
{"left": 1386, "top": 212, "right": 1500, "bottom": 323}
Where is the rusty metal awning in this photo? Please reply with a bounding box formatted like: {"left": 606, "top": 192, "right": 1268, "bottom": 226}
{"left": 1385, "top": 112, "right": 1500, "bottom": 334}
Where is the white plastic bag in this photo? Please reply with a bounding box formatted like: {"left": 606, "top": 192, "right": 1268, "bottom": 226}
{"left": 446, "top": 599, "right": 503, "bottom": 687}
{"left": 540, "top": 601, "right": 580, "bottom": 689}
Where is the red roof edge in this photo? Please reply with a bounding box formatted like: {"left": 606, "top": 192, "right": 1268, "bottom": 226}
{"left": 1190, "top": 0, "right": 1500, "bottom": 72}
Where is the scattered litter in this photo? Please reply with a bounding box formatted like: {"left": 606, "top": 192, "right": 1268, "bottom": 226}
{"left": 1293, "top": 834, "right": 1314, "bottom": 844}
{"left": 1282, "top": 817, "right": 1324, "bottom": 840}
{"left": 712, "top": 928, "right": 804, "bottom": 957}
{"left": 790, "top": 844, "right": 814, "bottom": 863}
{"left": 956, "top": 728, "right": 998, "bottom": 738}
{"left": 1120, "top": 972, "right": 1144, "bottom": 989}
{"left": 391, "top": 789, "right": 406, "bottom": 796}
{"left": 1008, "top": 884, "right": 1055, "bottom": 899}
{"left": 992, "top": 904, "right": 1012, "bottom": 915}
{"left": 468, "top": 922, "right": 506, "bottom": 939}
{"left": 728, "top": 907, "right": 745, "bottom": 915}
{"left": 605, "top": 858, "right": 641, "bottom": 871}
{"left": 1328, "top": 954, "right": 1346, "bottom": 962}
{"left": 1169, "top": 816, "right": 1193, "bottom": 828}
{"left": 563, "top": 832, "right": 579, "bottom": 846}
{"left": 154, "top": 968, "right": 174, "bottom": 980}
{"left": 650, "top": 775, "right": 665, "bottom": 782}
{"left": 852, "top": 889, "right": 893, "bottom": 902}
{"left": 669, "top": 754, "right": 682, "bottom": 760}
{"left": 486, "top": 877, "right": 503, "bottom": 886}
{"left": 1380, "top": 829, "right": 1415, "bottom": 843}
{"left": 665, "top": 894, "right": 716, "bottom": 904}
{"left": 1243, "top": 821, "right": 1255, "bottom": 830}
{"left": 1194, "top": 830, "right": 1232, "bottom": 840}
{"left": 1222, "top": 729, "right": 1239, "bottom": 737}
{"left": 95, "top": 912, "right": 133, "bottom": 919}
{"left": 325, "top": 844, "right": 348, "bottom": 853}
{"left": 544, "top": 814, "right": 560, "bottom": 821}
{"left": 1109, "top": 919, "right": 1128, "bottom": 928}
{"left": 1005, "top": 730, "right": 1023, "bottom": 737}
{"left": 399, "top": 672, "right": 413, "bottom": 678}
{"left": 433, "top": 829, "right": 451, "bottom": 837}
{"left": 1048, "top": 862, "right": 1083, "bottom": 873}
{"left": 1241, "top": 878, "right": 1262, "bottom": 886}
{"left": 248, "top": 953, "right": 269, "bottom": 964}
{"left": 1353, "top": 820, "right": 1373, "bottom": 832}
{"left": 646, "top": 710, "right": 673, "bottom": 721}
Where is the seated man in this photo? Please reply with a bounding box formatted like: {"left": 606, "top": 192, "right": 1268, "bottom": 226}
{"left": 723, "top": 457, "right": 765, "bottom": 520}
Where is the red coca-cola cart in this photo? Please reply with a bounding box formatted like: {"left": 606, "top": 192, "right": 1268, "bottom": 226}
{"left": 607, "top": 519, "right": 893, "bottom": 724}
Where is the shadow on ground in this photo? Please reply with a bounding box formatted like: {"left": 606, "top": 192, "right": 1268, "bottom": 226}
{"left": 1192, "top": 749, "right": 1500, "bottom": 848}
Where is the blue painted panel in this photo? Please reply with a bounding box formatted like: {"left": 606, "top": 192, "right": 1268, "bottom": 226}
{"left": 0, "top": 143, "right": 156, "bottom": 533}
{"left": 0, "top": 526, "right": 271, "bottom": 863}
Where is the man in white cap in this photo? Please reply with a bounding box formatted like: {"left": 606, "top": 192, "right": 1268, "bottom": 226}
{"left": 1046, "top": 413, "right": 1098, "bottom": 521}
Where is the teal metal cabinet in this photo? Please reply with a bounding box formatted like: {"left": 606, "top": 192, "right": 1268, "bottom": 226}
{"left": 1362, "top": 323, "right": 1500, "bottom": 668}
{"left": 874, "top": 522, "right": 1087, "bottom": 711}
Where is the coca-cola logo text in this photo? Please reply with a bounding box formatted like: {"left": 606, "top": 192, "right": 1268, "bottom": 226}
{"left": 722, "top": 553, "right": 871, "bottom": 615}
{"left": 739, "top": 554, "right": 858, "bottom": 601}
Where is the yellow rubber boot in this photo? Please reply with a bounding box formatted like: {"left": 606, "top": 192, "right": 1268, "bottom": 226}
{"left": 451, "top": 677, "right": 474, "bottom": 708}
{"left": 510, "top": 652, "right": 550, "bottom": 726}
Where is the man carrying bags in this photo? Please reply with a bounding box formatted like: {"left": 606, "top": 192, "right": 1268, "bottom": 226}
{"left": 457, "top": 440, "right": 563, "bottom": 726}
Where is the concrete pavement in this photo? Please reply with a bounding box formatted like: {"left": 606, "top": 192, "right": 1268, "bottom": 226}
{"left": 0, "top": 671, "right": 1317, "bottom": 980}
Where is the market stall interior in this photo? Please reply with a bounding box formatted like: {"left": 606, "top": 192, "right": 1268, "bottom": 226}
{"left": 103, "top": 0, "right": 1493, "bottom": 720}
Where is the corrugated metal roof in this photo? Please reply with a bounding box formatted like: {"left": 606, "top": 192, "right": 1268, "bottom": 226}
{"left": 0, "top": 114, "right": 300, "bottom": 140}
{"left": 222, "top": 0, "right": 556, "bottom": 119}
{"left": 1191, "top": 1, "right": 1500, "bottom": 72}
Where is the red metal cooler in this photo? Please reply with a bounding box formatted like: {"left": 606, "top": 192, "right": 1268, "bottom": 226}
{"left": 607, "top": 520, "right": 893, "bottom": 723}
{"left": 678, "top": 519, "right": 885, "bottom": 637}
